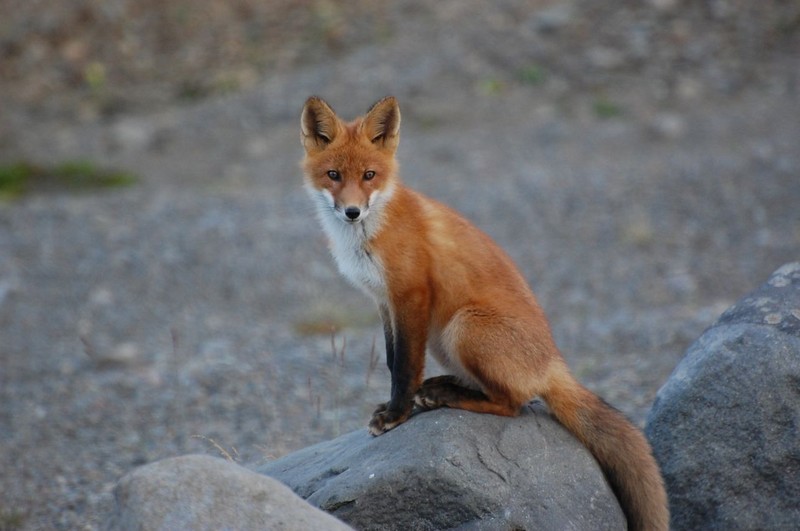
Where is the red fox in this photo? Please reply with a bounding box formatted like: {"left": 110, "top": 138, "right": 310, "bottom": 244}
{"left": 301, "top": 96, "right": 669, "bottom": 531}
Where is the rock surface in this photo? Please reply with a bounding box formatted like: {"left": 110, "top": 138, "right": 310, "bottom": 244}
{"left": 258, "top": 404, "right": 626, "bottom": 530}
{"left": 107, "top": 454, "right": 353, "bottom": 531}
{"left": 646, "top": 262, "right": 800, "bottom": 530}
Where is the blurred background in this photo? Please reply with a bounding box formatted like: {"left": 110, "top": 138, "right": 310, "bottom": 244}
{"left": 1, "top": 1, "right": 798, "bottom": 528}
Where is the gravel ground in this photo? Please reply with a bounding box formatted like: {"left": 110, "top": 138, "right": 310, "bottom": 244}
{"left": 1, "top": 1, "right": 799, "bottom": 529}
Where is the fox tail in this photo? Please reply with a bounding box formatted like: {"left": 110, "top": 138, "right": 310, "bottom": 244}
{"left": 542, "top": 371, "right": 669, "bottom": 531}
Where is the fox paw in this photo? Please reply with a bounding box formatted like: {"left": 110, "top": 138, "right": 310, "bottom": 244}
{"left": 368, "top": 405, "right": 410, "bottom": 436}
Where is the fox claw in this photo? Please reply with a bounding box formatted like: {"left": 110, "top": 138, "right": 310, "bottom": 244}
{"left": 413, "top": 393, "right": 440, "bottom": 410}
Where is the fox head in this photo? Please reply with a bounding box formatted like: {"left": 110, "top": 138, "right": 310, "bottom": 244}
{"left": 301, "top": 96, "right": 400, "bottom": 225}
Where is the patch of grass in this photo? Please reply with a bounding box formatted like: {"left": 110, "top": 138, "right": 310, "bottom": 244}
{"left": 293, "top": 304, "right": 379, "bottom": 336}
{"left": 176, "top": 80, "right": 211, "bottom": 102}
{"left": 479, "top": 77, "right": 505, "bottom": 95}
{"left": 0, "top": 162, "right": 32, "bottom": 199}
{"left": 84, "top": 61, "right": 107, "bottom": 96}
{"left": 191, "top": 435, "right": 240, "bottom": 462}
{"left": 416, "top": 114, "right": 445, "bottom": 131}
{"left": 0, "top": 507, "right": 27, "bottom": 531}
{"left": 313, "top": 0, "right": 346, "bottom": 49}
{"left": 518, "top": 64, "right": 547, "bottom": 85}
{"left": 0, "top": 160, "right": 137, "bottom": 199}
{"left": 592, "top": 98, "right": 624, "bottom": 119}
{"left": 622, "top": 220, "right": 655, "bottom": 246}
{"left": 54, "top": 160, "right": 137, "bottom": 188}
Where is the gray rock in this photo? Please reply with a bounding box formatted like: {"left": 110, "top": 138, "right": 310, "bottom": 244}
{"left": 646, "top": 262, "right": 800, "bottom": 530}
{"left": 257, "top": 404, "right": 626, "bottom": 530}
{"left": 107, "top": 454, "right": 353, "bottom": 531}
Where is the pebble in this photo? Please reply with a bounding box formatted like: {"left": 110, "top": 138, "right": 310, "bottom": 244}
{"left": 587, "top": 46, "right": 626, "bottom": 70}
{"left": 648, "top": 112, "right": 687, "bottom": 140}
{"left": 531, "top": 4, "right": 573, "bottom": 33}
{"left": 113, "top": 119, "right": 157, "bottom": 152}
{"left": 647, "top": 0, "right": 679, "bottom": 12}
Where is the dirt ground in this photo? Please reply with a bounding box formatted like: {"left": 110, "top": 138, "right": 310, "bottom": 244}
{"left": 1, "top": 1, "right": 798, "bottom": 529}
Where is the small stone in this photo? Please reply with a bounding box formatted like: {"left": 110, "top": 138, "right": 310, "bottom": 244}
{"left": 530, "top": 4, "right": 573, "bottom": 33}
{"left": 244, "top": 136, "right": 268, "bottom": 157}
{"left": 764, "top": 313, "right": 782, "bottom": 325}
{"left": 769, "top": 276, "right": 790, "bottom": 288}
{"left": 0, "top": 279, "right": 18, "bottom": 308}
{"left": 88, "top": 342, "right": 141, "bottom": 370}
{"left": 112, "top": 342, "right": 140, "bottom": 362}
{"left": 647, "top": 0, "right": 679, "bottom": 12}
{"left": 61, "top": 39, "right": 89, "bottom": 63}
{"left": 89, "top": 286, "right": 114, "bottom": 306}
{"left": 750, "top": 141, "right": 775, "bottom": 162}
{"left": 649, "top": 113, "right": 687, "bottom": 140}
{"left": 676, "top": 76, "right": 703, "bottom": 101}
{"left": 754, "top": 297, "right": 775, "bottom": 310}
{"left": 587, "top": 46, "right": 626, "bottom": 70}
{"left": 113, "top": 119, "right": 156, "bottom": 152}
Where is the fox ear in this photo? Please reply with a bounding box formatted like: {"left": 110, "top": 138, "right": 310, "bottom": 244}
{"left": 301, "top": 96, "right": 339, "bottom": 153}
{"left": 362, "top": 96, "right": 401, "bottom": 152}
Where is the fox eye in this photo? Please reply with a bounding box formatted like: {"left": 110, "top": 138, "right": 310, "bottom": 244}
{"left": 363, "top": 170, "right": 376, "bottom": 181}
{"left": 327, "top": 170, "right": 341, "bottom": 181}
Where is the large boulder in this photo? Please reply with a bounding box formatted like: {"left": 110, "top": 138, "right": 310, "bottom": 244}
{"left": 646, "top": 262, "right": 800, "bottom": 530}
{"left": 257, "top": 403, "right": 626, "bottom": 530}
{"left": 106, "top": 454, "right": 353, "bottom": 531}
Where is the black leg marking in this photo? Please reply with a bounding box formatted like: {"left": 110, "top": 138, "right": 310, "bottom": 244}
{"left": 369, "top": 318, "right": 417, "bottom": 435}
{"left": 379, "top": 305, "right": 394, "bottom": 372}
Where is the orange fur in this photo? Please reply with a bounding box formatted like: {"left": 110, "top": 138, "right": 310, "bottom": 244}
{"left": 301, "top": 96, "right": 669, "bottom": 531}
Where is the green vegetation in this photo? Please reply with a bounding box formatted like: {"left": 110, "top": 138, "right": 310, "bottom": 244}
{"left": 592, "top": 98, "right": 624, "bottom": 119}
{"left": 0, "top": 507, "right": 27, "bottom": 531}
{"left": 84, "top": 62, "right": 107, "bottom": 95}
{"left": 0, "top": 160, "right": 137, "bottom": 200}
{"left": 622, "top": 215, "right": 655, "bottom": 246}
{"left": 293, "top": 310, "right": 379, "bottom": 336}
{"left": 518, "top": 64, "right": 547, "bottom": 85}
{"left": 191, "top": 435, "right": 240, "bottom": 463}
{"left": 0, "top": 163, "right": 30, "bottom": 199}
{"left": 479, "top": 77, "right": 505, "bottom": 95}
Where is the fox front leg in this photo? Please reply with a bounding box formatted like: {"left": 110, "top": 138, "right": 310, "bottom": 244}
{"left": 369, "top": 306, "right": 395, "bottom": 427}
{"left": 369, "top": 300, "right": 427, "bottom": 435}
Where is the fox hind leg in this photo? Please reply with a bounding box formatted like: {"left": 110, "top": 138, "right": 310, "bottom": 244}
{"left": 414, "top": 375, "right": 520, "bottom": 417}
{"left": 414, "top": 375, "right": 475, "bottom": 409}
{"left": 414, "top": 306, "right": 555, "bottom": 418}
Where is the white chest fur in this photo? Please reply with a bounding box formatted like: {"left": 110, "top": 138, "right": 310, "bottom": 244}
{"left": 324, "top": 216, "right": 386, "bottom": 299}
{"left": 306, "top": 186, "right": 390, "bottom": 300}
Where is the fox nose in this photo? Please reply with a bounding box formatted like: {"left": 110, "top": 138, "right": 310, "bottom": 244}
{"left": 344, "top": 206, "right": 361, "bottom": 220}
